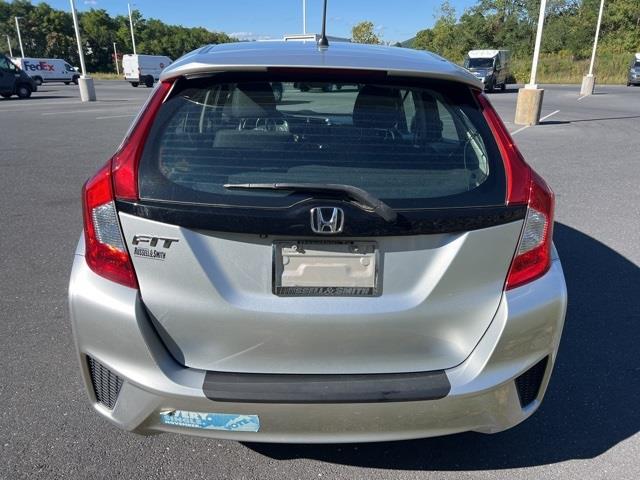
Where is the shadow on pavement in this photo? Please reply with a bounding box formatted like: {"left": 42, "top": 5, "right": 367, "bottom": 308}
{"left": 1, "top": 95, "right": 76, "bottom": 101}
{"left": 277, "top": 100, "right": 311, "bottom": 106}
{"left": 541, "top": 115, "right": 640, "bottom": 126}
{"left": 245, "top": 223, "right": 640, "bottom": 470}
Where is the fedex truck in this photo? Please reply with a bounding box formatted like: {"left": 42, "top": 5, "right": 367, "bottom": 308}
{"left": 11, "top": 57, "right": 79, "bottom": 86}
{"left": 122, "top": 54, "right": 172, "bottom": 88}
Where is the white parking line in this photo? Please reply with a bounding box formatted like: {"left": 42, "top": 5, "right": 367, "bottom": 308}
{"left": 0, "top": 98, "right": 141, "bottom": 113}
{"left": 511, "top": 125, "right": 529, "bottom": 136}
{"left": 96, "top": 114, "right": 137, "bottom": 120}
{"left": 42, "top": 109, "right": 108, "bottom": 116}
{"left": 511, "top": 110, "right": 560, "bottom": 136}
{"left": 540, "top": 109, "right": 561, "bottom": 122}
{"left": 42, "top": 107, "right": 138, "bottom": 116}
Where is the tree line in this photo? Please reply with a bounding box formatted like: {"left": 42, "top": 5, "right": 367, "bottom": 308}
{"left": 0, "top": 0, "right": 234, "bottom": 71}
{"left": 353, "top": 0, "right": 640, "bottom": 63}
{"left": 3, "top": 0, "right": 639, "bottom": 74}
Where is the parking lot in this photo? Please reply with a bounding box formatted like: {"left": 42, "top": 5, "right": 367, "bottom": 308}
{"left": 1, "top": 80, "right": 639, "bottom": 479}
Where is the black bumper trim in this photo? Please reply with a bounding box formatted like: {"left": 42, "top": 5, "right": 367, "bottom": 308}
{"left": 203, "top": 370, "right": 450, "bottom": 404}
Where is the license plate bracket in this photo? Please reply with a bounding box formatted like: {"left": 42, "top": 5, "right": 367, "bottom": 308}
{"left": 273, "top": 240, "right": 379, "bottom": 297}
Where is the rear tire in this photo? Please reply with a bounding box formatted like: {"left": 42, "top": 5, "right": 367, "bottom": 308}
{"left": 16, "top": 84, "right": 32, "bottom": 99}
{"left": 33, "top": 76, "right": 43, "bottom": 86}
{"left": 145, "top": 76, "right": 154, "bottom": 88}
{"left": 72, "top": 76, "right": 79, "bottom": 85}
{"left": 64, "top": 81, "right": 70, "bottom": 85}
{"left": 500, "top": 82, "right": 506, "bottom": 92}
{"left": 131, "top": 82, "right": 139, "bottom": 88}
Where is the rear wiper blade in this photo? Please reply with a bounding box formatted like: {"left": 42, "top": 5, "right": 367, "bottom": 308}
{"left": 224, "top": 182, "right": 397, "bottom": 223}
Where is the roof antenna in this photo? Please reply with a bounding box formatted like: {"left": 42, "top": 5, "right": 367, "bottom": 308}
{"left": 318, "top": 0, "right": 329, "bottom": 47}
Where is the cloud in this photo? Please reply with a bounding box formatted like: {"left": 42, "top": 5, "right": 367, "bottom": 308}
{"left": 84, "top": 0, "right": 98, "bottom": 5}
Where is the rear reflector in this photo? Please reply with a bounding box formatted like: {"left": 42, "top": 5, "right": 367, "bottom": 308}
{"left": 475, "top": 91, "right": 554, "bottom": 290}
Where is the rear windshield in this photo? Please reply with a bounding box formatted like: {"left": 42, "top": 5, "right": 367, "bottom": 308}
{"left": 139, "top": 73, "right": 505, "bottom": 209}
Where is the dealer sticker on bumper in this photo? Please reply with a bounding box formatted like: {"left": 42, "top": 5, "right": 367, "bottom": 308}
{"left": 159, "top": 410, "right": 260, "bottom": 432}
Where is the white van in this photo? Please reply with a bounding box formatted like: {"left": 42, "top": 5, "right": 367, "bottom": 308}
{"left": 11, "top": 57, "right": 79, "bottom": 86}
{"left": 464, "top": 50, "right": 511, "bottom": 92}
{"left": 122, "top": 54, "right": 172, "bottom": 88}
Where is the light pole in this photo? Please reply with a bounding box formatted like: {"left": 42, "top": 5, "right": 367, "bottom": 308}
{"left": 302, "top": 0, "right": 307, "bottom": 34}
{"left": 14, "top": 17, "right": 25, "bottom": 57}
{"left": 581, "top": 0, "right": 605, "bottom": 96}
{"left": 527, "top": 0, "right": 548, "bottom": 89}
{"left": 70, "top": 0, "right": 96, "bottom": 101}
{"left": 128, "top": 3, "right": 137, "bottom": 55}
{"left": 6, "top": 35, "right": 12, "bottom": 57}
{"left": 515, "top": 0, "right": 547, "bottom": 126}
{"left": 113, "top": 42, "right": 120, "bottom": 75}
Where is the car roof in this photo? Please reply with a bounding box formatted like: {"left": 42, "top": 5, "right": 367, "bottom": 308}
{"left": 160, "top": 41, "right": 481, "bottom": 88}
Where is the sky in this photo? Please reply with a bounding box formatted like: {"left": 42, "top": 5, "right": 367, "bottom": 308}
{"left": 43, "top": 0, "right": 478, "bottom": 44}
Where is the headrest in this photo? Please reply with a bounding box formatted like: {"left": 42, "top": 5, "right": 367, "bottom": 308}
{"left": 228, "top": 82, "right": 277, "bottom": 118}
{"left": 352, "top": 85, "right": 402, "bottom": 129}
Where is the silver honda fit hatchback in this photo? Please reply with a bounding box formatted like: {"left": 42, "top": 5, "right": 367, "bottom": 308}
{"left": 69, "top": 41, "right": 567, "bottom": 443}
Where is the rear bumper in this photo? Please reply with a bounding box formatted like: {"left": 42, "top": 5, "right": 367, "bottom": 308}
{"left": 69, "top": 247, "right": 567, "bottom": 443}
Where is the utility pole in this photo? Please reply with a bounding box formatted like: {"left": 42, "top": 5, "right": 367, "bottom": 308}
{"left": 15, "top": 17, "right": 24, "bottom": 57}
{"left": 70, "top": 0, "right": 96, "bottom": 101}
{"left": 6, "top": 35, "right": 12, "bottom": 57}
{"left": 581, "top": 0, "right": 605, "bottom": 96}
{"left": 113, "top": 42, "right": 120, "bottom": 75}
{"left": 302, "top": 0, "right": 307, "bottom": 34}
{"left": 128, "top": 3, "right": 137, "bottom": 55}
{"left": 515, "top": 0, "right": 547, "bottom": 126}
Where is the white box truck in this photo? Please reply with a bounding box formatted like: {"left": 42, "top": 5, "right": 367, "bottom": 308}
{"left": 11, "top": 57, "right": 79, "bottom": 86}
{"left": 464, "top": 50, "right": 511, "bottom": 92}
{"left": 122, "top": 54, "right": 172, "bottom": 88}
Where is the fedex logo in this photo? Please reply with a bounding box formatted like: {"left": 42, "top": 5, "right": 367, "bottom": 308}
{"left": 23, "top": 61, "right": 55, "bottom": 72}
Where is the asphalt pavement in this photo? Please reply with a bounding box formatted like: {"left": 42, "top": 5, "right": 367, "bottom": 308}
{"left": 1, "top": 81, "right": 639, "bottom": 479}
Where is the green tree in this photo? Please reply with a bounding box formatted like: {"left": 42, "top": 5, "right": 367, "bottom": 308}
{"left": 351, "top": 21, "right": 381, "bottom": 44}
{"left": 81, "top": 9, "right": 117, "bottom": 71}
{"left": 0, "top": 1, "right": 236, "bottom": 71}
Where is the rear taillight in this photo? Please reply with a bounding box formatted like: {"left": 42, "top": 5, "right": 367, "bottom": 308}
{"left": 475, "top": 91, "right": 555, "bottom": 290}
{"left": 82, "top": 80, "right": 173, "bottom": 288}
{"left": 82, "top": 163, "right": 137, "bottom": 288}
{"left": 506, "top": 171, "right": 554, "bottom": 289}
{"left": 112, "top": 80, "right": 173, "bottom": 200}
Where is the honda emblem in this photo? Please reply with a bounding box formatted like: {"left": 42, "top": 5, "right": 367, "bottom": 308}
{"left": 310, "top": 207, "right": 344, "bottom": 234}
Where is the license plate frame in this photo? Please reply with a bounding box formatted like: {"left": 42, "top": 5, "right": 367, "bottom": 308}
{"left": 272, "top": 240, "right": 380, "bottom": 297}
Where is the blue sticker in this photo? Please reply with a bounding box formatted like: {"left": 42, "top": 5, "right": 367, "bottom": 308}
{"left": 159, "top": 410, "right": 260, "bottom": 432}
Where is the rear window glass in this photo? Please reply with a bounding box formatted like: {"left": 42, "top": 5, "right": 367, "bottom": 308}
{"left": 139, "top": 73, "right": 505, "bottom": 209}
